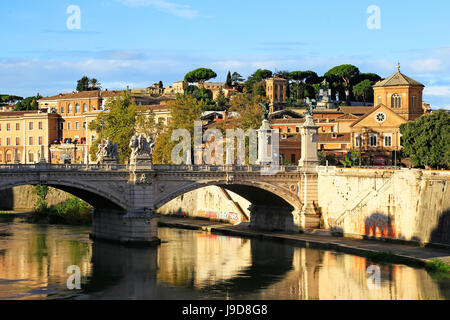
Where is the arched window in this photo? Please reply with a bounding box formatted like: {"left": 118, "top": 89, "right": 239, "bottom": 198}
{"left": 391, "top": 94, "right": 401, "bottom": 108}
{"left": 68, "top": 104, "right": 73, "bottom": 114}
{"left": 83, "top": 104, "right": 88, "bottom": 112}
{"left": 76, "top": 104, "right": 80, "bottom": 113}
{"left": 6, "top": 150, "right": 12, "bottom": 163}
{"left": 0, "top": 151, "right": 3, "bottom": 163}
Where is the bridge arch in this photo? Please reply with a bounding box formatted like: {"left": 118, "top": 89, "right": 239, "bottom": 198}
{"left": 154, "top": 180, "right": 301, "bottom": 211}
{"left": 0, "top": 178, "right": 128, "bottom": 212}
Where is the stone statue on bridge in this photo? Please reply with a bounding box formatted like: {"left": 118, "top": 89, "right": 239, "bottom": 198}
{"left": 129, "top": 133, "right": 155, "bottom": 166}
{"left": 97, "top": 138, "right": 119, "bottom": 164}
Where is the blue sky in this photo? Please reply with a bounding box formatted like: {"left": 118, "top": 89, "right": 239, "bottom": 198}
{"left": 1, "top": 0, "right": 450, "bottom": 109}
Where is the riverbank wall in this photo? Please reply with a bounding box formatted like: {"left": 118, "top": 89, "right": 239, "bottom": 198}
{"left": 157, "top": 186, "right": 251, "bottom": 224}
{"left": 0, "top": 186, "right": 71, "bottom": 210}
{"left": 318, "top": 167, "right": 450, "bottom": 246}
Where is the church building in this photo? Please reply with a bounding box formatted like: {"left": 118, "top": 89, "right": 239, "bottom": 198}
{"left": 350, "top": 65, "right": 425, "bottom": 165}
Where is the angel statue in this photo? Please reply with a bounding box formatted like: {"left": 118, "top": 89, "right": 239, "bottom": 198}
{"left": 129, "top": 133, "right": 156, "bottom": 165}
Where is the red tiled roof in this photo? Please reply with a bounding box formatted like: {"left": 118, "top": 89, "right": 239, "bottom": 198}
{"left": 318, "top": 133, "right": 351, "bottom": 143}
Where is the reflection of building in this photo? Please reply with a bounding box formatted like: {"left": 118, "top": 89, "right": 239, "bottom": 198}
{"left": 157, "top": 228, "right": 251, "bottom": 288}
{"left": 0, "top": 225, "right": 92, "bottom": 299}
{"left": 0, "top": 111, "right": 60, "bottom": 164}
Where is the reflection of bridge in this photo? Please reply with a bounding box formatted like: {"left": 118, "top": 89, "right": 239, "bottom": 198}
{"left": 0, "top": 163, "right": 319, "bottom": 244}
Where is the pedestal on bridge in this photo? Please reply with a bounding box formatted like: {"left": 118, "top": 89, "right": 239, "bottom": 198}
{"left": 297, "top": 114, "right": 320, "bottom": 230}
{"left": 91, "top": 209, "right": 160, "bottom": 245}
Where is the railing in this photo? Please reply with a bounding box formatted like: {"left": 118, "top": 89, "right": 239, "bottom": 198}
{"left": 0, "top": 163, "right": 304, "bottom": 173}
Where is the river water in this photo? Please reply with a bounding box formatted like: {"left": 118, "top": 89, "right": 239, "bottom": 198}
{"left": 0, "top": 216, "right": 448, "bottom": 300}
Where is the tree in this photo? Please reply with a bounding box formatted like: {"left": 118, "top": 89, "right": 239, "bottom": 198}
{"left": 324, "top": 65, "right": 360, "bottom": 103}
{"left": 153, "top": 95, "right": 208, "bottom": 164}
{"left": 274, "top": 70, "right": 291, "bottom": 100}
{"left": 158, "top": 81, "right": 164, "bottom": 88}
{"left": 14, "top": 95, "right": 42, "bottom": 111}
{"left": 90, "top": 78, "right": 101, "bottom": 90}
{"left": 88, "top": 92, "right": 139, "bottom": 163}
{"left": 227, "top": 92, "right": 268, "bottom": 130}
{"left": 0, "top": 95, "right": 23, "bottom": 106}
{"left": 184, "top": 85, "right": 215, "bottom": 106}
{"left": 244, "top": 69, "right": 272, "bottom": 94}
{"left": 215, "top": 88, "right": 229, "bottom": 111}
{"left": 400, "top": 110, "right": 450, "bottom": 169}
{"left": 355, "top": 73, "right": 382, "bottom": 84}
{"left": 184, "top": 68, "right": 217, "bottom": 87}
{"left": 353, "top": 80, "right": 374, "bottom": 105}
{"left": 77, "top": 76, "right": 90, "bottom": 92}
{"left": 290, "top": 71, "right": 319, "bottom": 100}
{"left": 226, "top": 71, "right": 232, "bottom": 87}
{"left": 231, "top": 72, "right": 244, "bottom": 84}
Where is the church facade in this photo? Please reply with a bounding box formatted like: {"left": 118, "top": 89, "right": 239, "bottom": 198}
{"left": 350, "top": 66, "right": 425, "bottom": 165}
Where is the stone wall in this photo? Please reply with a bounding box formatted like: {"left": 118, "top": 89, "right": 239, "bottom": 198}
{"left": 158, "top": 186, "right": 251, "bottom": 224}
{"left": 0, "top": 186, "right": 72, "bottom": 210}
{"left": 318, "top": 167, "right": 450, "bottom": 245}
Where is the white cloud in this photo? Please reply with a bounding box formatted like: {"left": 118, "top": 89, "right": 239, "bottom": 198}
{"left": 424, "top": 85, "right": 450, "bottom": 96}
{"left": 408, "top": 58, "right": 443, "bottom": 73}
{"left": 118, "top": 0, "right": 199, "bottom": 18}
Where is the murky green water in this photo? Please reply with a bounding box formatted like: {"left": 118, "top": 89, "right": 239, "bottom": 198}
{"left": 0, "top": 218, "right": 448, "bottom": 300}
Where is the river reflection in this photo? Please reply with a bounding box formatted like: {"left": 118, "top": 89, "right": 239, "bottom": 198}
{"left": 0, "top": 220, "right": 448, "bottom": 300}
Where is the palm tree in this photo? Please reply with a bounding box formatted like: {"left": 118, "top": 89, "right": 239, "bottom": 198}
{"left": 90, "top": 78, "right": 101, "bottom": 91}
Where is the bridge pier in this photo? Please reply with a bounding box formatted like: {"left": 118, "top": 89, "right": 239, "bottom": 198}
{"left": 249, "top": 204, "right": 301, "bottom": 232}
{"left": 91, "top": 209, "right": 160, "bottom": 246}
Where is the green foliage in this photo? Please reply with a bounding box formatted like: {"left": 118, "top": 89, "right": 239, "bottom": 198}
{"left": 184, "top": 68, "right": 217, "bottom": 85}
{"left": 244, "top": 69, "right": 272, "bottom": 94}
{"left": 400, "top": 110, "right": 450, "bottom": 169}
{"left": 77, "top": 76, "right": 101, "bottom": 92}
{"left": 355, "top": 72, "right": 382, "bottom": 84}
{"left": 184, "top": 85, "right": 215, "bottom": 106}
{"left": 228, "top": 92, "right": 267, "bottom": 130}
{"left": 289, "top": 71, "right": 320, "bottom": 101}
{"left": 252, "top": 81, "right": 266, "bottom": 97}
{"left": 33, "top": 185, "right": 49, "bottom": 213}
{"left": 88, "top": 92, "right": 139, "bottom": 163}
{"left": 343, "top": 149, "right": 360, "bottom": 167}
{"left": 153, "top": 95, "right": 208, "bottom": 164}
{"left": 14, "top": 95, "right": 42, "bottom": 111}
{"left": 77, "top": 76, "right": 90, "bottom": 92}
{"left": 353, "top": 79, "right": 374, "bottom": 105}
{"left": 214, "top": 88, "right": 229, "bottom": 111}
{"left": 0, "top": 94, "right": 23, "bottom": 106}
{"left": 324, "top": 64, "right": 360, "bottom": 102}
{"left": 425, "top": 259, "right": 450, "bottom": 280}
{"left": 226, "top": 71, "right": 232, "bottom": 87}
{"left": 48, "top": 197, "right": 92, "bottom": 225}
{"left": 231, "top": 72, "right": 244, "bottom": 84}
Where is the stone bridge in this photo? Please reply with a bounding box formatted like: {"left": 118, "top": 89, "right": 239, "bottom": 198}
{"left": 0, "top": 163, "right": 319, "bottom": 244}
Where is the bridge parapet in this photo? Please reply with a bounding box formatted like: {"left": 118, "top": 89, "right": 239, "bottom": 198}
{"left": 0, "top": 163, "right": 305, "bottom": 173}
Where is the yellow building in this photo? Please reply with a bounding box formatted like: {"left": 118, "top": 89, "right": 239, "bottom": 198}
{"left": 350, "top": 66, "right": 425, "bottom": 165}
{"left": 372, "top": 64, "right": 424, "bottom": 121}
{"left": 0, "top": 111, "right": 60, "bottom": 164}
{"left": 265, "top": 75, "right": 288, "bottom": 112}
